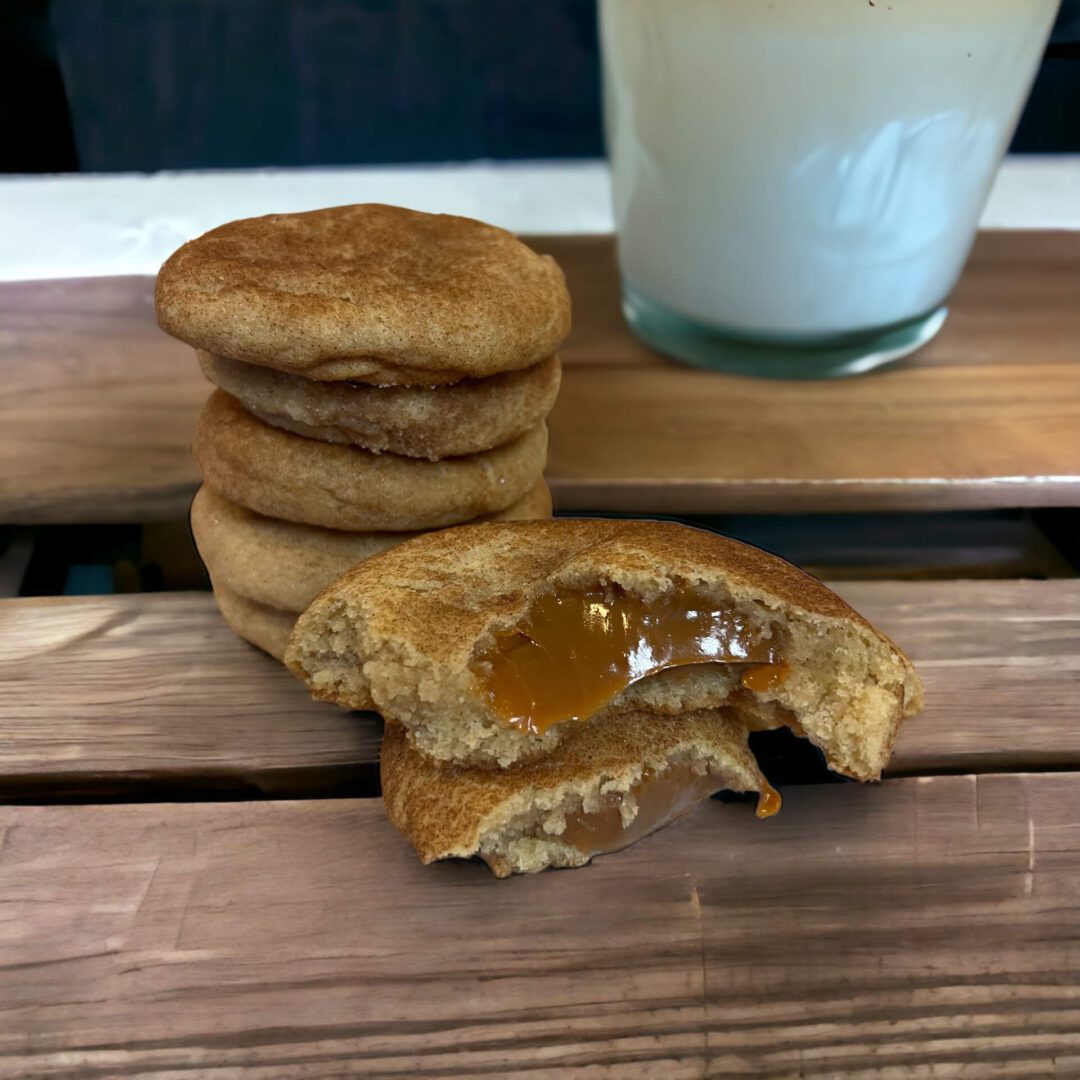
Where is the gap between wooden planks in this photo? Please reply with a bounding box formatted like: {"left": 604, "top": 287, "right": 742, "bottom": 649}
{"left": 2, "top": 231, "right": 1080, "bottom": 524}
{"left": 0, "top": 579, "right": 1078, "bottom": 799}
{"left": 1, "top": 773, "right": 1079, "bottom": 1077}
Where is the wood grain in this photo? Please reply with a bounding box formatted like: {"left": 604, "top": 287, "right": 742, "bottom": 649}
{"left": 3, "top": 231, "right": 1080, "bottom": 523}
{"left": 836, "top": 579, "right": 1080, "bottom": 775}
{"left": 0, "top": 581, "right": 1077, "bottom": 797}
{"left": 542, "top": 232, "right": 1080, "bottom": 512}
{"left": 1, "top": 773, "right": 1078, "bottom": 1077}
{"left": 0, "top": 593, "right": 380, "bottom": 798}
{"left": 0, "top": 276, "right": 204, "bottom": 523}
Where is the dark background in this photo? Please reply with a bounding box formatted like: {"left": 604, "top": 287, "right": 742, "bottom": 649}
{"left": 4, "top": 0, "right": 1080, "bottom": 174}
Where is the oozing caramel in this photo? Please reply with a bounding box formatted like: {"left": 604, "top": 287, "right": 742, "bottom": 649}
{"left": 740, "top": 661, "right": 790, "bottom": 694}
{"left": 473, "top": 587, "right": 783, "bottom": 735}
{"left": 559, "top": 765, "right": 782, "bottom": 857}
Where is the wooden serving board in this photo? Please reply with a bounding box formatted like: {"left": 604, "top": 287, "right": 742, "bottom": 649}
{"left": 1, "top": 580, "right": 1077, "bottom": 797}
{"left": 2, "top": 231, "right": 1079, "bottom": 524}
{"left": 2, "top": 773, "right": 1078, "bottom": 1077}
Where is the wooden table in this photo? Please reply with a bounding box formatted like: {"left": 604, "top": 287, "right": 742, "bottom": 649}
{"left": 1, "top": 578, "right": 1079, "bottom": 1075}
{"left": 2, "top": 587, "right": 1078, "bottom": 1076}
{"left": 6, "top": 773, "right": 1080, "bottom": 1078}
{"left": 2, "top": 231, "right": 1080, "bottom": 524}
{"left": 2, "top": 236, "right": 1080, "bottom": 1076}
{"left": 2, "top": 580, "right": 1078, "bottom": 798}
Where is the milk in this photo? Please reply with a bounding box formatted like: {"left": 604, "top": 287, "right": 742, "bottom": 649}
{"left": 600, "top": 0, "right": 1059, "bottom": 340}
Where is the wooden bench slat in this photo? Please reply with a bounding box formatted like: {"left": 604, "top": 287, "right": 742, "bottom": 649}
{"left": 837, "top": 579, "right": 1080, "bottom": 775}
{"left": 1, "top": 773, "right": 1078, "bottom": 1075}
{"left": 0, "top": 593, "right": 380, "bottom": 797}
{"left": 0, "top": 580, "right": 1077, "bottom": 796}
{"left": 3, "top": 231, "right": 1080, "bottom": 523}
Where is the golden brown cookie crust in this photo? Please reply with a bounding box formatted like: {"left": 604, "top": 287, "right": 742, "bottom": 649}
{"left": 198, "top": 351, "right": 561, "bottom": 460}
{"left": 191, "top": 480, "right": 553, "bottom": 614}
{"left": 381, "top": 709, "right": 768, "bottom": 876}
{"left": 193, "top": 390, "right": 548, "bottom": 531}
{"left": 156, "top": 204, "right": 571, "bottom": 381}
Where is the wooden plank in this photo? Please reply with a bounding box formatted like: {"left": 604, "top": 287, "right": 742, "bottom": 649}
{"left": 1, "top": 773, "right": 1078, "bottom": 1076}
{"left": 0, "top": 276, "right": 205, "bottom": 524}
{"left": 837, "top": 579, "right": 1080, "bottom": 775}
{"left": 2, "top": 231, "right": 1080, "bottom": 523}
{"left": 543, "top": 232, "right": 1080, "bottom": 512}
{"left": 0, "top": 581, "right": 1077, "bottom": 797}
{"left": 0, "top": 593, "right": 381, "bottom": 798}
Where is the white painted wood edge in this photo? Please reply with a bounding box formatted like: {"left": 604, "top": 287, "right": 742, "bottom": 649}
{"left": 1, "top": 156, "right": 1078, "bottom": 282}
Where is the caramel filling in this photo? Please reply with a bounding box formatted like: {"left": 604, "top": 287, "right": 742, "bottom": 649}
{"left": 473, "top": 587, "right": 785, "bottom": 735}
{"left": 559, "top": 765, "right": 782, "bottom": 858}
{"left": 740, "top": 661, "right": 790, "bottom": 694}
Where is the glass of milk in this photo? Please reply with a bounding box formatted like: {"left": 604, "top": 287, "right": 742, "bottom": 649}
{"left": 599, "top": 0, "right": 1060, "bottom": 378}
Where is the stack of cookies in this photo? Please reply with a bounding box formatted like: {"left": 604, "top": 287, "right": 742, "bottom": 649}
{"left": 155, "top": 204, "right": 570, "bottom": 660}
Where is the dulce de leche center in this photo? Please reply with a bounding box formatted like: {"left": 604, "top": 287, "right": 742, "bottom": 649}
{"left": 470, "top": 583, "right": 788, "bottom": 816}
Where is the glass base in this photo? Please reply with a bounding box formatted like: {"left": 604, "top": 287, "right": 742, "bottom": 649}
{"left": 621, "top": 285, "right": 948, "bottom": 380}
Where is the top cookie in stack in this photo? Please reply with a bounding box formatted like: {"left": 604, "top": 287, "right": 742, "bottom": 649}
{"left": 158, "top": 203, "right": 570, "bottom": 386}
{"left": 156, "top": 204, "right": 570, "bottom": 659}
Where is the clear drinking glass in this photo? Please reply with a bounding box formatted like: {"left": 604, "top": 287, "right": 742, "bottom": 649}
{"left": 600, "top": 0, "right": 1061, "bottom": 378}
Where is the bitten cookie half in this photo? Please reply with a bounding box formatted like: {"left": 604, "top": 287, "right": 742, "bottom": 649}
{"left": 381, "top": 708, "right": 774, "bottom": 877}
{"left": 288, "top": 519, "right": 923, "bottom": 778}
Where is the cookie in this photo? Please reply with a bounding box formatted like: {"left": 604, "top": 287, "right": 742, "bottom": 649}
{"left": 211, "top": 580, "right": 296, "bottom": 662}
{"left": 381, "top": 709, "right": 772, "bottom": 877}
{"left": 191, "top": 480, "right": 552, "bottom": 614}
{"left": 288, "top": 519, "right": 923, "bottom": 777}
{"left": 193, "top": 390, "right": 548, "bottom": 531}
{"left": 198, "top": 351, "right": 561, "bottom": 460}
{"left": 157, "top": 204, "right": 571, "bottom": 383}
